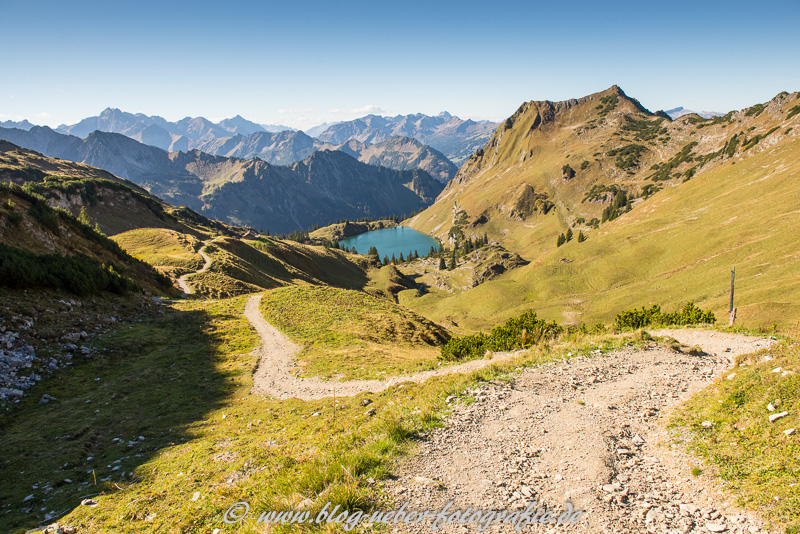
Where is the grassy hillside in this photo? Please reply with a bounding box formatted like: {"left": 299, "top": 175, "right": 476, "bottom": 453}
{"left": 0, "top": 141, "right": 238, "bottom": 238}
{"left": 671, "top": 331, "right": 800, "bottom": 532}
{"left": 404, "top": 88, "right": 800, "bottom": 332}
{"left": 260, "top": 285, "right": 449, "bottom": 380}
{"left": 172, "top": 236, "right": 371, "bottom": 299}
{"left": 0, "top": 182, "right": 174, "bottom": 296}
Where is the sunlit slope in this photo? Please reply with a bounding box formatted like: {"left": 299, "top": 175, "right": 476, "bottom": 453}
{"left": 410, "top": 87, "right": 800, "bottom": 260}
{"left": 402, "top": 135, "right": 800, "bottom": 331}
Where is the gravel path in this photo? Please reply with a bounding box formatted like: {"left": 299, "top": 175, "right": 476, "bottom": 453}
{"left": 246, "top": 295, "right": 529, "bottom": 401}
{"left": 176, "top": 240, "right": 215, "bottom": 295}
{"left": 384, "top": 329, "right": 776, "bottom": 534}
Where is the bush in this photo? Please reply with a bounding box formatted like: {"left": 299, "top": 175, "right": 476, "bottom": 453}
{"left": 614, "top": 302, "right": 715, "bottom": 330}
{"left": 562, "top": 164, "right": 576, "bottom": 180}
{"left": 0, "top": 243, "right": 137, "bottom": 296}
{"left": 440, "top": 311, "right": 562, "bottom": 361}
{"left": 606, "top": 144, "right": 648, "bottom": 170}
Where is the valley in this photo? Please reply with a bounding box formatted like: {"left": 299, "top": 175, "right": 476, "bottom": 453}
{"left": 1, "top": 84, "right": 799, "bottom": 534}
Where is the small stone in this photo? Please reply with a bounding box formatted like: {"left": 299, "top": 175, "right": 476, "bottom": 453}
{"left": 784, "top": 428, "right": 795, "bottom": 436}
{"left": 632, "top": 434, "right": 646, "bottom": 446}
{"left": 81, "top": 498, "right": 98, "bottom": 506}
{"left": 771, "top": 367, "right": 783, "bottom": 373}
{"left": 701, "top": 421, "right": 713, "bottom": 428}
{"left": 361, "top": 398, "right": 373, "bottom": 406}
{"left": 727, "top": 373, "right": 736, "bottom": 380}
{"left": 706, "top": 522, "right": 727, "bottom": 532}
{"left": 311, "top": 412, "right": 321, "bottom": 416}
{"left": 769, "top": 412, "right": 788, "bottom": 423}
{"left": 412, "top": 475, "right": 442, "bottom": 487}
{"left": 191, "top": 491, "right": 200, "bottom": 502}
{"left": 23, "top": 494, "right": 34, "bottom": 502}
{"left": 767, "top": 403, "right": 776, "bottom": 412}
{"left": 365, "top": 408, "right": 377, "bottom": 416}
{"left": 297, "top": 498, "right": 314, "bottom": 509}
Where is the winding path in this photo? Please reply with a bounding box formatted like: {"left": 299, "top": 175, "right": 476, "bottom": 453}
{"left": 246, "top": 295, "right": 531, "bottom": 400}
{"left": 176, "top": 240, "right": 216, "bottom": 295}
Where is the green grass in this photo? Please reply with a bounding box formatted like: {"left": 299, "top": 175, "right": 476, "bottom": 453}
{"left": 0, "top": 289, "right": 652, "bottom": 533}
{"left": 259, "top": 286, "right": 449, "bottom": 380}
{"left": 113, "top": 228, "right": 203, "bottom": 278}
{"left": 670, "top": 336, "right": 800, "bottom": 533}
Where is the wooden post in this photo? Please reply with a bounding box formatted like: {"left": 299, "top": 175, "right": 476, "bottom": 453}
{"left": 729, "top": 307, "right": 737, "bottom": 326}
{"left": 729, "top": 267, "right": 735, "bottom": 313}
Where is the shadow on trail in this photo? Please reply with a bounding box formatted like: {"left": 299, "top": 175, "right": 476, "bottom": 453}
{"left": 0, "top": 304, "right": 229, "bottom": 532}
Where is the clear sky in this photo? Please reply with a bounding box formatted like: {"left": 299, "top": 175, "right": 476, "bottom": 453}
{"left": 2, "top": 0, "right": 799, "bottom": 130}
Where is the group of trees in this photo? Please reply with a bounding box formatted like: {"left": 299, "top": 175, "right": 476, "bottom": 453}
{"left": 556, "top": 227, "right": 586, "bottom": 247}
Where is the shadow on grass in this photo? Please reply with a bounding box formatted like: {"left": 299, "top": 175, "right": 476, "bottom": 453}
{"left": 0, "top": 305, "right": 230, "bottom": 532}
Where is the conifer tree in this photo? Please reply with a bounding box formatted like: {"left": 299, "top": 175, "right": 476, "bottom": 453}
{"left": 566, "top": 228, "right": 573, "bottom": 242}
{"left": 439, "top": 257, "right": 446, "bottom": 270}
{"left": 557, "top": 233, "right": 566, "bottom": 247}
{"left": 578, "top": 231, "right": 586, "bottom": 242}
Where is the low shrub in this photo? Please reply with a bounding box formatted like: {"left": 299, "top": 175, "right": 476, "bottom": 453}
{"left": 440, "top": 311, "right": 562, "bottom": 361}
{"left": 614, "top": 302, "right": 715, "bottom": 330}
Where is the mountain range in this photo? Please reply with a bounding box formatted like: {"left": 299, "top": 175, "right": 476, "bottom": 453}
{"left": 664, "top": 106, "right": 724, "bottom": 119}
{"left": 315, "top": 112, "right": 498, "bottom": 164}
{"left": 54, "top": 108, "right": 294, "bottom": 153}
{"left": 0, "top": 126, "right": 444, "bottom": 233}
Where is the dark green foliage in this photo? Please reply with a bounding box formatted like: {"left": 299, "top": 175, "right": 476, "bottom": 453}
{"left": 606, "top": 144, "right": 648, "bottom": 170}
{"left": 580, "top": 160, "right": 590, "bottom": 171}
{"left": 648, "top": 142, "right": 698, "bottom": 181}
{"left": 787, "top": 106, "right": 800, "bottom": 120}
{"left": 475, "top": 148, "right": 484, "bottom": 158}
{"left": 744, "top": 104, "right": 766, "bottom": 117}
{"left": 786, "top": 128, "right": 793, "bottom": 135}
{"left": 688, "top": 112, "right": 734, "bottom": 128}
{"left": 367, "top": 246, "right": 379, "bottom": 257}
{"left": 640, "top": 184, "right": 662, "bottom": 199}
{"left": 614, "top": 302, "right": 715, "bottom": 330}
{"left": 565, "top": 228, "right": 573, "bottom": 242}
{"left": 440, "top": 311, "right": 562, "bottom": 361}
{"left": 449, "top": 251, "right": 456, "bottom": 270}
{"left": 601, "top": 189, "right": 630, "bottom": 223}
{"left": 620, "top": 115, "right": 668, "bottom": 141}
{"left": 596, "top": 94, "right": 619, "bottom": 117}
{"left": 438, "top": 257, "right": 446, "bottom": 270}
{"left": 504, "top": 117, "right": 514, "bottom": 130}
{"left": 26, "top": 198, "right": 61, "bottom": 235}
{"left": 587, "top": 218, "right": 600, "bottom": 229}
{"left": 383, "top": 255, "right": 390, "bottom": 265}
{"left": 577, "top": 231, "right": 586, "bottom": 242}
{"left": 575, "top": 217, "right": 585, "bottom": 224}
{"left": 556, "top": 233, "right": 566, "bottom": 247}
{"left": 742, "top": 127, "right": 780, "bottom": 151}
{"left": 0, "top": 243, "right": 137, "bottom": 296}
{"left": 583, "top": 184, "right": 626, "bottom": 204}
{"left": 562, "top": 164, "right": 576, "bottom": 180}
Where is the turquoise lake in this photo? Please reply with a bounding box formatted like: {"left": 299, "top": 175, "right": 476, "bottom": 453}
{"left": 337, "top": 226, "right": 441, "bottom": 260}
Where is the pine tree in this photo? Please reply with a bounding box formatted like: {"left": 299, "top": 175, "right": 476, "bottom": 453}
{"left": 391, "top": 253, "right": 396, "bottom": 264}
{"left": 429, "top": 245, "right": 436, "bottom": 257}
{"left": 578, "top": 230, "right": 586, "bottom": 242}
{"left": 557, "top": 233, "right": 566, "bottom": 247}
{"left": 439, "top": 257, "right": 446, "bottom": 270}
{"left": 449, "top": 252, "right": 456, "bottom": 270}
{"left": 383, "top": 255, "right": 390, "bottom": 265}
{"left": 566, "top": 228, "right": 573, "bottom": 242}
{"left": 399, "top": 252, "right": 405, "bottom": 262}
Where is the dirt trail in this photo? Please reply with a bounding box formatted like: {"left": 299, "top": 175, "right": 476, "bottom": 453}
{"left": 247, "top": 295, "right": 529, "bottom": 401}
{"left": 385, "top": 329, "right": 776, "bottom": 534}
{"left": 176, "top": 240, "right": 216, "bottom": 295}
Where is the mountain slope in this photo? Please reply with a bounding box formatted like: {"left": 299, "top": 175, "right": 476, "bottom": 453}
{"left": 316, "top": 112, "right": 499, "bottom": 165}
{"left": 404, "top": 86, "right": 800, "bottom": 331}
{"left": 339, "top": 136, "right": 458, "bottom": 183}
{"left": 0, "top": 127, "right": 444, "bottom": 233}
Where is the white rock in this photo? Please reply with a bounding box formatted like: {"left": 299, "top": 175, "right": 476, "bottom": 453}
{"left": 412, "top": 476, "right": 441, "bottom": 487}
{"left": 701, "top": 421, "right": 714, "bottom": 428}
{"left": 769, "top": 412, "right": 788, "bottom": 423}
{"left": 784, "top": 428, "right": 795, "bottom": 436}
{"left": 706, "top": 522, "right": 728, "bottom": 532}
{"left": 767, "top": 403, "right": 776, "bottom": 411}
{"left": 771, "top": 367, "right": 783, "bottom": 373}
{"left": 727, "top": 373, "right": 736, "bottom": 380}
{"left": 191, "top": 491, "right": 200, "bottom": 502}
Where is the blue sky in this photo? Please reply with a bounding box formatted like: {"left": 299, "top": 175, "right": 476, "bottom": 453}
{"left": 2, "top": 0, "right": 798, "bottom": 130}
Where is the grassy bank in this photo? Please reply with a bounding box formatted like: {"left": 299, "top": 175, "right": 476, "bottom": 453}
{"left": 670, "top": 330, "right": 800, "bottom": 533}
